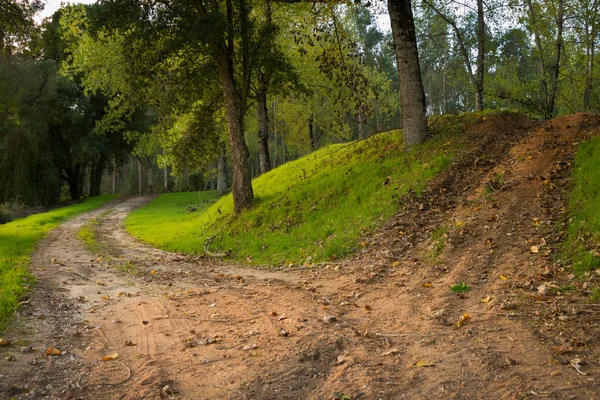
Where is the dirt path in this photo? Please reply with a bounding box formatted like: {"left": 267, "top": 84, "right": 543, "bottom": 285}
{"left": 2, "top": 113, "right": 600, "bottom": 399}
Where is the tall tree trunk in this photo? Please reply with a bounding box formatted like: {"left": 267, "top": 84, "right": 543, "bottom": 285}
{"left": 112, "top": 159, "right": 117, "bottom": 195}
{"left": 357, "top": 106, "right": 365, "bottom": 140}
{"left": 89, "top": 157, "right": 105, "bottom": 197}
{"left": 442, "top": 37, "right": 447, "bottom": 114}
{"left": 163, "top": 167, "right": 168, "bottom": 193}
{"left": 272, "top": 99, "right": 277, "bottom": 168}
{"left": 525, "top": 0, "right": 548, "bottom": 112}
{"left": 217, "top": 145, "right": 228, "bottom": 195}
{"left": 546, "top": 0, "right": 564, "bottom": 119}
{"left": 388, "top": 0, "right": 428, "bottom": 151}
{"left": 147, "top": 161, "right": 154, "bottom": 195}
{"left": 193, "top": 0, "right": 254, "bottom": 212}
{"left": 215, "top": 51, "right": 254, "bottom": 211}
{"left": 475, "top": 0, "right": 485, "bottom": 111}
{"left": 257, "top": 71, "right": 271, "bottom": 175}
{"left": 138, "top": 159, "right": 142, "bottom": 195}
{"left": 308, "top": 116, "right": 315, "bottom": 150}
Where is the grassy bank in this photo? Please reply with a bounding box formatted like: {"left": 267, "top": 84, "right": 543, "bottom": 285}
{"left": 126, "top": 114, "right": 489, "bottom": 265}
{"left": 0, "top": 195, "right": 117, "bottom": 329}
{"left": 562, "top": 136, "right": 600, "bottom": 275}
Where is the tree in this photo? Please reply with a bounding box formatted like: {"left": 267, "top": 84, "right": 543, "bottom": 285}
{"left": 388, "top": 0, "right": 428, "bottom": 150}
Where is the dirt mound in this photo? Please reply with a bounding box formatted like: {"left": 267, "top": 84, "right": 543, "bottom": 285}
{"left": 2, "top": 112, "right": 600, "bottom": 400}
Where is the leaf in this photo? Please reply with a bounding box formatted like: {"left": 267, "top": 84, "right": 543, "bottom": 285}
{"left": 0, "top": 338, "right": 11, "bottom": 346}
{"left": 101, "top": 295, "right": 110, "bottom": 300}
{"left": 456, "top": 313, "right": 471, "bottom": 327}
{"left": 480, "top": 296, "right": 492, "bottom": 303}
{"left": 46, "top": 347, "right": 61, "bottom": 356}
{"left": 450, "top": 282, "right": 471, "bottom": 292}
{"left": 422, "top": 282, "right": 433, "bottom": 288}
{"left": 416, "top": 360, "right": 436, "bottom": 367}
{"left": 124, "top": 340, "right": 137, "bottom": 346}
{"left": 531, "top": 246, "right": 539, "bottom": 254}
{"left": 391, "top": 261, "right": 400, "bottom": 267}
{"left": 150, "top": 270, "right": 157, "bottom": 274}
{"left": 500, "top": 275, "right": 509, "bottom": 281}
{"left": 101, "top": 353, "right": 119, "bottom": 361}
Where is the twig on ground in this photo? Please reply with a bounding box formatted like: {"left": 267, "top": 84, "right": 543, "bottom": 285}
{"left": 375, "top": 332, "right": 449, "bottom": 338}
{"left": 176, "top": 358, "right": 225, "bottom": 374}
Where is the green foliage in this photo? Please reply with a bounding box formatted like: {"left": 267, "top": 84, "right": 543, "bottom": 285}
{"left": 126, "top": 123, "right": 464, "bottom": 265}
{"left": 561, "top": 136, "right": 600, "bottom": 275}
{"left": 450, "top": 282, "right": 471, "bottom": 293}
{"left": 0, "top": 195, "right": 116, "bottom": 330}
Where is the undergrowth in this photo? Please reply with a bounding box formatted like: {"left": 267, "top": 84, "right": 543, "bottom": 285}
{"left": 127, "top": 113, "right": 494, "bottom": 265}
{"left": 0, "top": 195, "right": 116, "bottom": 330}
{"left": 78, "top": 214, "right": 105, "bottom": 255}
{"left": 561, "top": 136, "right": 600, "bottom": 275}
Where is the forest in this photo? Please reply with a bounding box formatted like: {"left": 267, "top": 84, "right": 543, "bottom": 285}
{"left": 0, "top": 0, "right": 597, "bottom": 214}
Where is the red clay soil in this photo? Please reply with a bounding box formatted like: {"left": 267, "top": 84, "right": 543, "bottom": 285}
{"left": 1, "top": 113, "right": 600, "bottom": 400}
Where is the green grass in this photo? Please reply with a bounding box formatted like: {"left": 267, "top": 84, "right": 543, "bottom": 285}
{"left": 127, "top": 113, "right": 493, "bottom": 265}
{"left": 561, "top": 136, "right": 600, "bottom": 275}
{"left": 0, "top": 195, "right": 117, "bottom": 330}
{"left": 77, "top": 211, "right": 111, "bottom": 255}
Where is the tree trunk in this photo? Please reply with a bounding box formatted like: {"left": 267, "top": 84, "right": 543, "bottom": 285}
{"left": 357, "top": 106, "right": 365, "bottom": 140}
{"left": 217, "top": 146, "right": 228, "bottom": 195}
{"left": 388, "top": 0, "right": 428, "bottom": 151}
{"left": 138, "top": 159, "right": 142, "bottom": 195}
{"left": 163, "top": 167, "right": 168, "bottom": 193}
{"left": 525, "top": 0, "right": 548, "bottom": 112}
{"left": 147, "top": 162, "right": 154, "bottom": 195}
{"left": 475, "top": 0, "right": 485, "bottom": 111}
{"left": 546, "top": 0, "right": 564, "bottom": 119}
{"left": 257, "top": 71, "right": 271, "bottom": 175}
{"left": 215, "top": 51, "right": 253, "bottom": 211}
{"left": 308, "top": 116, "right": 315, "bottom": 150}
{"left": 89, "top": 157, "right": 105, "bottom": 197}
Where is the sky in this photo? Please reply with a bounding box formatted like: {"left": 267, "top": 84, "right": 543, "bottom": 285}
{"left": 35, "top": 0, "right": 97, "bottom": 22}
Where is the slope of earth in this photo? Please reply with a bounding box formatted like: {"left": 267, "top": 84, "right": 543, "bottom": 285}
{"left": 1, "top": 113, "right": 599, "bottom": 400}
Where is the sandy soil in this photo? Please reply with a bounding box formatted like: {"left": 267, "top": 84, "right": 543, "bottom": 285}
{"left": 1, "top": 113, "right": 600, "bottom": 400}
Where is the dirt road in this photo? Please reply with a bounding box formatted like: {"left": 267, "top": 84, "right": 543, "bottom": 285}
{"left": 2, "top": 113, "right": 600, "bottom": 399}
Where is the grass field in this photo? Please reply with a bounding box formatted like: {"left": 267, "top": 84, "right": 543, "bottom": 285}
{"left": 562, "top": 136, "right": 600, "bottom": 275}
{"left": 0, "top": 195, "right": 117, "bottom": 330}
{"left": 126, "top": 114, "right": 488, "bottom": 266}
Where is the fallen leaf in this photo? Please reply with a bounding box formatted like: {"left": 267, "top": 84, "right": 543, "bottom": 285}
{"left": 150, "top": 270, "right": 157, "bottom": 275}
{"left": 96, "top": 281, "right": 106, "bottom": 286}
{"left": 269, "top": 311, "right": 278, "bottom": 317}
{"left": 242, "top": 344, "right": 257, "bottom": 351}
{"left": 101, "top": 295, "right": 110, "bottom": 300}
{"left": 480, "top": 296, "right": 492, "bottom": 303}
{"left": 125, "top": 340, "right": 137, "bottom": 346}
{"left": 391, "top": 261, "right": 400, "bottom": 267}
{"left": 335, "top": 355, "right": 345, "bottom": 365}
{"left": 364, "top": 305, "right": 372, "bottom": 311}
{"left": 416, "top": 360, "right": 436, "bottom": 367}
{"left": 422, "top": 282, "right": 433, "bottom": 288}
{"left": 277, "top": 315, "right": 289, "bottom": 321}
{"left": 457, "top": 313, "right": 471, "bottom": 328}
{"left": 46, "top": 348, "right": 61, "bottom": 356}
{"left": 531, "top": 246, "right": 539, "bottom": 254}
{"left": 0, "top": 338, "right": 11, "bottom": 346}
{"left": 553, "top": 343, "right": 573, "bottom": 355}
{"left": 500, "top": 275, "right": 509, "bottom": 281}
{"left": 101, "top": 353, "right": 119, "bottom": 361}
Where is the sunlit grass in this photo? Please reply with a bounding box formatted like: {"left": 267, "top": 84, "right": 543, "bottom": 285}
{"left": 0, "top": 195, "right": 117, "bottom": 330}
{"left": 562, "top": 136, "right": 600, "bottom": 275}
{"left": 127, "top": 114, "right": 489, "bottom": 265}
